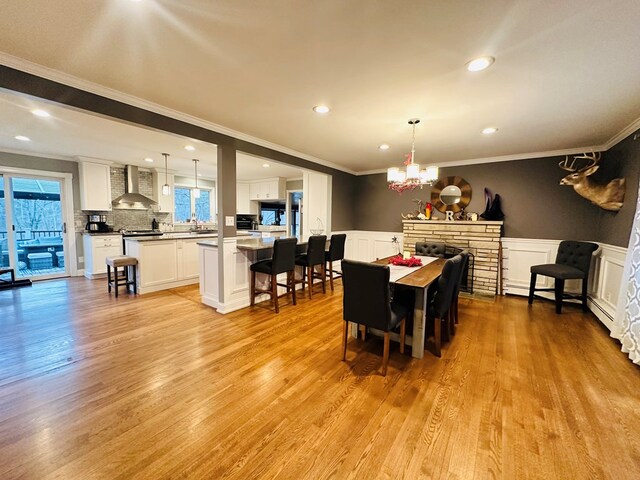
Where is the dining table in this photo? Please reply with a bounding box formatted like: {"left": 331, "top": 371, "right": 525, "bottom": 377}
{"left": 372, "top": 255, "right": 447, "bottom": 358}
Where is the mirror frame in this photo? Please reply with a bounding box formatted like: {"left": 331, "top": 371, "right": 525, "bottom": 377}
{"left": 430, "top": 176, "right": 472, "bottom": 213}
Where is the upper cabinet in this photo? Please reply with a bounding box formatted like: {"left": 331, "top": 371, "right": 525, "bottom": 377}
{"left": 248, "top": 177, "right": 286, "bottom": 201}
{"left": 237, "top": 182, "right": 258, "bottom": 214}
{"left": 78, "top": 161, "right": 112, "bottom": 211}
{"left": 152, "top": 170, "right": 175, "bottom": 214}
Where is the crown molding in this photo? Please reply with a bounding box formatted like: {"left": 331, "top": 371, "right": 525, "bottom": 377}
{"left": 603, "top": 115, "right": 640, "bottom": 150}
{"left": 0, "top": 53, "right": 357, "bottom": 176}
{"left": 0, "top": 146, "right": 74, "bottom": 162}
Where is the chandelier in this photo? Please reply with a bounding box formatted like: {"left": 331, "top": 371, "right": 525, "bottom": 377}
{"left": 387, "top": 119, "right": 438, "bottom": 193}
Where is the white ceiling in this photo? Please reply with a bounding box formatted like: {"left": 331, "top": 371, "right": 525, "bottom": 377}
{"left": 0, "top": 88, "right": 303, "bottom": 181}
{"left": 1, "top": 1, "right": 640, "bottom": 172}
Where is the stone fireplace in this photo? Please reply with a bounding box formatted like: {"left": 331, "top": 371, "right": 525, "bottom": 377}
{"left": 402, "top": 220, "right": 503, "bottom": 295}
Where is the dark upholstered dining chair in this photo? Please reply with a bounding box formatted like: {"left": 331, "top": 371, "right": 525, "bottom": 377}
{"left": 295, "top": 235, "right": 327, "bottom": 298}
{"left": 449, "top": 251, "right": 469, "bottom": 331}
{"left": 528, "top": 240, "right": 599, "bottom": 314}
{"left": 250, "top": 237, "right": 298, "bottom": 313}
{"left": 415, "top": 242, "right": 446, "bottom": 257}
{"left": 427, "top": 254, "right": 463, "bottom": 357}
{"left": 341, "top": 259, "right": 408, "bottom": 376}
{"left": 325, "top": 234, "right": 346, "bottom": 291}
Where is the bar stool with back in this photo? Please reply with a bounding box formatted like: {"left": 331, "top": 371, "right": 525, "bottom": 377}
{"left": 250, "top": 237, "right": 298, "bottom": 313}
{"left": 325, "top": 233, "right": 346, "bottom": 291}
{"left": 295, "top": 235, "right": 327, "bottom": 298}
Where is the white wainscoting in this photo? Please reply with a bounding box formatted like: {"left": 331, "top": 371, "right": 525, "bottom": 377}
{"left": 502, "top": 238, "right": 627, "bottom": 331}
{"left": 332, "top": 230, "right": 403, "bottom": 269}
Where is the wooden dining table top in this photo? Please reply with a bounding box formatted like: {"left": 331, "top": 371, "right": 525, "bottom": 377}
{"left": 374, "top": 256, "right": 447, "bottom": 288}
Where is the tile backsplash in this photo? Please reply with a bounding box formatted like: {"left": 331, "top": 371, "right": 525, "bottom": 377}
{"left": 75, "top": 166, "right": 171, "bottom": 232}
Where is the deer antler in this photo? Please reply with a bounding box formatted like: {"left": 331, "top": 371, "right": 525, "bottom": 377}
{"left": 559, "top": 152, "right": 601, "bottom": 172}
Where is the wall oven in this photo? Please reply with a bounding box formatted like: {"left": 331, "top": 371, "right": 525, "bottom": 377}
{"left": 236, "top": 215, "right": 255, "bottom": 230}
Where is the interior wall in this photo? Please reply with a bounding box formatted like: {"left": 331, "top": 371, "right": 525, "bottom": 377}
{"left": 353, "top": 132, "right": 639, "bottom": 247}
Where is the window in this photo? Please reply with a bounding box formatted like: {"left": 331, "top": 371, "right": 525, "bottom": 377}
{"left": 174, "top": 187, "right": 214, "bottom": 223}
{"left": 260, "top": 203, "right": 286, "bottom": 226}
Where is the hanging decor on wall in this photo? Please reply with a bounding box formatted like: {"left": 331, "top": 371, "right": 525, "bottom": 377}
{"left": 559, "top": 152, "right": 625, "bottom": 211}
{"left": 387, "top": 119, "right": 438, "bottom": 193}
{"left": 480, "top": 188, "right": 504, "bottom": 220}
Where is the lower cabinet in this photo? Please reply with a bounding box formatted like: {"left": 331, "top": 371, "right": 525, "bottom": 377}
{"left": 124, "top": 238, "right": 203, "bottom": 294}
{"left": 83, "top": 234, "right": 123, "bottom": 278}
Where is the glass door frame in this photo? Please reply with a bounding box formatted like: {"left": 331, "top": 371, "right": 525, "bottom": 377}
{"left": 0, "top": 166, "right": 77, "bottom": 280}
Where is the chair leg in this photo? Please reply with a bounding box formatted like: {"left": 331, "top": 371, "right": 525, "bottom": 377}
{"left": 528, "top": 273, "right": 537, "bottom": 305}
{"left": 291, "top": 270, "right": 297, "bottom": 305}
{"left": 307, "top": 266, "right": 313, "bottom": 299}
{"left": 582, "top": 277, "right": 589, "bottom": 312}
{"left": 449, "top": 309, "right": 456, "bottom": 337}
{"left": 321, "top": 263, "right": 326, "bottom": 293}
{"left": 400, "top": 318, "right": 406, "bottom": 355}
{"left": 114, "top": 266, "right": 119, "bottom": 298}
{"left": 360, "top": 324, "right": 366, "bottom": 341}
{"left": 250, "top": 270, "right": 256, "bottom": 306}
{"left": 382, "top": 332, "right": 390, "bottom": 376}
{"left": 301, "top": 267, "right": 306, "bottom": 292}
{"left": 342, "top": 321, "right": 349, "bottom": 361}
{"left": 133, "top": 265, "right": 137, "bottom": 294}
{"left": 454, "top": 296, "right": 459, "bottom": 324}
{"left": 434, "top": 317, "right": 442, "bottom": 357}
{"left": 107, "top": 265, "right": 112, "bottom": 293}
{"left": 442, "top": 315, "right": 450, "bottom": 342}
{"left": 554, "top": 278, "right": 565, "bottom": 314}
{"left": 272, "top": 273, "right": 279, "bottom": 313}
{"left": 329, "top": 262, "right": 334, "bottom": 291}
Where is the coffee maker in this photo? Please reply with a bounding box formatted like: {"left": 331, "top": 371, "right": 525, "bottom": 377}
{"left": 86, "top": 214, "right": 112, "bottom": 232}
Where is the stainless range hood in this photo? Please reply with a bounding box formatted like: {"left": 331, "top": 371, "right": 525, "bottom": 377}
{"left": 111, "top": 165, "right": 158, "bottom": 210}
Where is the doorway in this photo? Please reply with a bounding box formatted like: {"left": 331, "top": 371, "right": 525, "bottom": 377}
{"left": 1, "top": 174, "right": 70, "bottom": 280}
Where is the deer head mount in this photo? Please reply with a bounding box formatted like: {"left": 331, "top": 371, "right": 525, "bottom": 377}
{"left": 559, "top": 152, "right": 625, "bottom": 211}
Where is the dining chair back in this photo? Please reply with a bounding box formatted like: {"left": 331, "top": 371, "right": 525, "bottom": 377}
{"left": 341, "top": 259, "right": 408, "bottom": 375}
{"left": 428, "top": 254, "right": 463, "bottom": 356}
{"left": 325, "top": 234, "right": 347, "bottom": 290}
{"left": 271, "top": 237, "right": 298, "bottom": 275}
{"left": 415, "top": 242, "right": 446, "bottom": 257}
{"left": 450, "top": 251, "right": 469, "bottom": 328}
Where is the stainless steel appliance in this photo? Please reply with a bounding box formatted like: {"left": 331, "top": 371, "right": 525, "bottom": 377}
{"left": 86, "top": 215, "right": 112, "bottom": 232}
{"left": 236, "top": 214, "right": 256, "bottom": 230}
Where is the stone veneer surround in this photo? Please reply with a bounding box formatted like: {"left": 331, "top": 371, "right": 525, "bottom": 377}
{"left": 402, "top": 220, "right": 503, "bottom": 295}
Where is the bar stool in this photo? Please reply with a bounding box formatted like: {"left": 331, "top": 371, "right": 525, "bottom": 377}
{"left": 106, "top": 256, "right": 138, "bottom": 298}
{"left": 296, "top": 235, "right": 327, "bottom": 298}
{"left": 325, "top": 234, "right": 346, "bottom": 291}
{"left": 250, "top": 238, "right": 297, "bottom": 313}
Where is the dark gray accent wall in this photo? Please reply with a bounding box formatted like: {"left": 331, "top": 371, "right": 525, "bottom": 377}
{"left": 354, "top": 133, "right": 640, "bottom": 247}
{"left": 595, "top": 129, "right": 640, "bottom": 247}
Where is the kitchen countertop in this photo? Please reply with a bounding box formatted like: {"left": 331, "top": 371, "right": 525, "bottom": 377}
{"left": 198, "top": 236, "right": 315, "bottom": 251}
{"left": 83, "top": 232, "right": 121, "bottom": 236}
{"left": 125, "top": 233, "right": 219, "bottom": 242}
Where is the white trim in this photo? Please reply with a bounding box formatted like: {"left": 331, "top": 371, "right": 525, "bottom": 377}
{"left": 0, "top": 147, "right": 74, "bottom": 162}
{"left": 0, "top": 53, "right": 356, "bottom": 176}
{"left": 603, "top": 116, "right": 640, "bottom": 150}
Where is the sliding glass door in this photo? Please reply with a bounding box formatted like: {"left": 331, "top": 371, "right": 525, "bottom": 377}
{"left": 1, "top": 174, "right": 69, "bottom": 280}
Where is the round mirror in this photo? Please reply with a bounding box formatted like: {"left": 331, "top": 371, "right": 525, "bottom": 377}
{"left": 440, "top": 185, "right": 462, "bottom": 205}
{"left": 430, "top": 176, "right": 472, "bottom": 213}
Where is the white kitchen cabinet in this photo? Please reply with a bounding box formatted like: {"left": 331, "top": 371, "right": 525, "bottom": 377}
{"left": 78, "top": 161, "right": 112, "bottom": 211}
{"left": 152, "top": 170, "right": 175, "bottom": 215}
{"left": 237, "top": 182, "right": 258, "bottom": 214}
{"left": 248, "top": 178, "right": 286, "bottom": 201}
{"left": 83, "top": 234, "right": 122, "bottom": 278}
{"left": 178, "top": 238, "right": 200, "bottom": 279}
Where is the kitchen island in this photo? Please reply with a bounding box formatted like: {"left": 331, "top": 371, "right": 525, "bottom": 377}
{"left": 124, "top": 233, "right": 218, "bottom": 294}
{"left": 198, "top": 236, "right": 313, "bottom": 313}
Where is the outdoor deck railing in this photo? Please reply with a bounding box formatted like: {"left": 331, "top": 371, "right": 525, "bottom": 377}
{"left": 0, "top": 230, "right": 62, "bottom": 240}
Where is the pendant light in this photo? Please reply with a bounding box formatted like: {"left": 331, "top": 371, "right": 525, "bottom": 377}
{"left": 387, "top": 118, "right": 438, "bottom": 193}
{"left": 161, "top": 153, "right": 170, "bottom": 196}
{"left": 192, "top": 158, "right": 200, "bottom": 198}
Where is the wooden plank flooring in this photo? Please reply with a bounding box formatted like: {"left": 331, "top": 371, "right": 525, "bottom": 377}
{"left": 0, "top": 278, "right": 639, "bottom": 479}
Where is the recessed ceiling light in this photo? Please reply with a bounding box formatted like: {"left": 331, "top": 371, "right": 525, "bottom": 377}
{"left": 482, "top": 127, "right": 498, "bottom": 135}
{"left": 184, "top": 145, "right": 195, "bottom": 151}
{"left": 31, "top": 109, "right": 50, "bottom": 118}
{"left": 262, "top": 163, "right": 270, "bottom": 168}
{"left": 144, "top": 157, "right": 154, "bottom": 163}
{"left": 467, "top": 56, "right": 495, "bottom": 72}
{"left": 378, "top": 144, "right": 390, "bottom": 151}
{"left": 313, "top": 105, "right": 330, "bottom": 114}
{"left": 15, "top": 135, "right": 31, "bottom": 141}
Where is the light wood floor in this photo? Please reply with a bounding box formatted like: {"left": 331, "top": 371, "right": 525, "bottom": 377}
{"left": 0, "top": 278, "right": 639, "bottom": 479}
